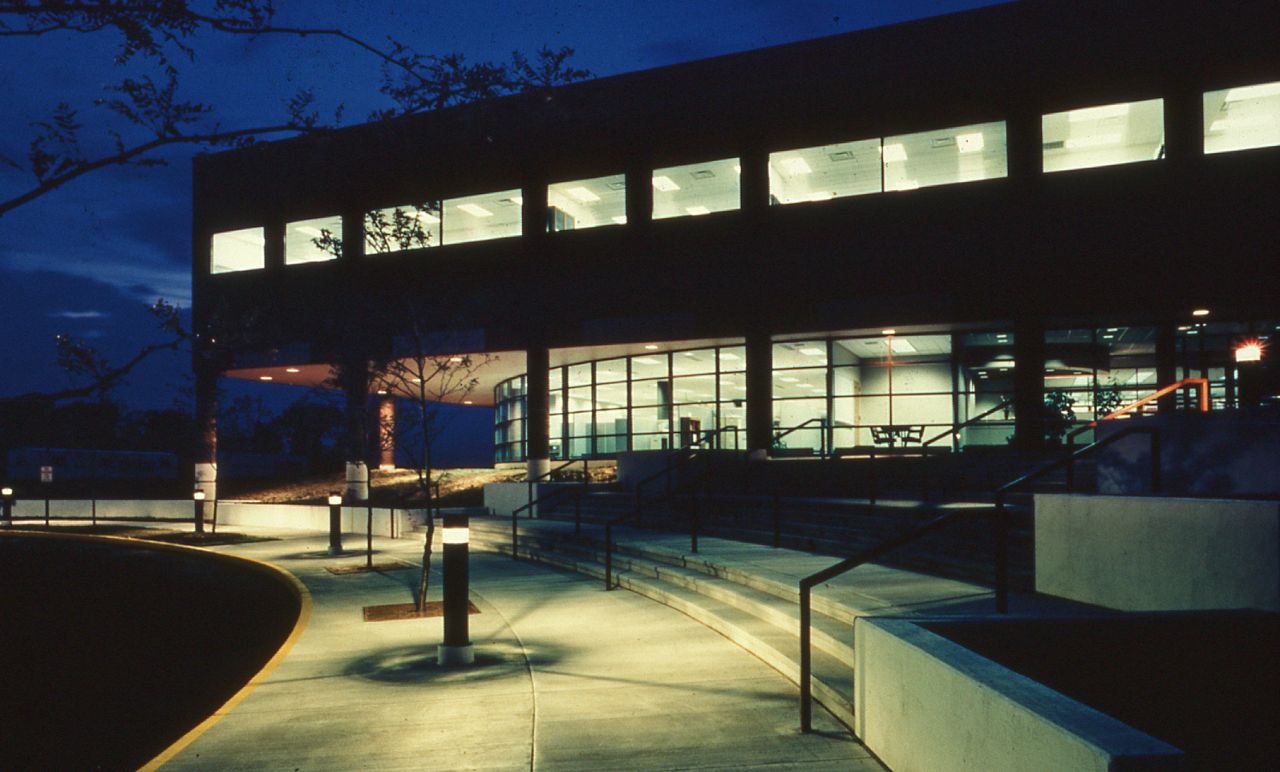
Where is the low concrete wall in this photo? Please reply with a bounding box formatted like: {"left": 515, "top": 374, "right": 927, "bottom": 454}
{"left": 5, "top": 499, "right": 422, "bottom": 538}
{"left": 1035, "top": 494, "right": 1280, "bottom": 612}
{"left": 484, "top": 482, "right": 575, "bottom": 516}
{"left": 11, "top": 499, "right": 189, "bottom": 519}
{"left": 854, "top": 618, "right": 1184, "bottom": 772}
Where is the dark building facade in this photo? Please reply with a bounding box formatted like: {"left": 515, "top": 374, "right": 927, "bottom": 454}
{"left": 192, "top": 0, "right": 1280, "bottom": 488}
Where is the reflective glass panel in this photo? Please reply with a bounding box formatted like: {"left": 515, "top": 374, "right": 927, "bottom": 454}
{"left": 547, "top": 174, "right": 626, "bottom": 231}
{"left": 769, "top": 138, "right": 882, "bottom": 204}
{"left": 1203, "top": 81, "right": 1280, "bottom": 154}
{"left": 1042, "top": 99, "right": 1164, "bottom": 173}
{"left": 365, "top": 204, "right": 440, "bottom": 253}
{"left": 883, "top": 121, "right": 1008, "bottom": 191}
{"left": 285, "top": 216, "right": 342, "bottom": 265}
{"left": 442, "top": 189, "right": 522, "bottom": 245}
{"left": 652, "top": 158, "right": 740, "bottom": 219}
{"left": 211, "top": 227, "right": 265, "bottom": 273}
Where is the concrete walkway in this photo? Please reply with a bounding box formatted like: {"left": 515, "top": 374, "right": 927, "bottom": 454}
{"left": 161, "top": 528, "right": 884, "bottom": 770}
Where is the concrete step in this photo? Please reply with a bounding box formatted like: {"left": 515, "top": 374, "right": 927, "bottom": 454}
{"left": 481, "top": 533, "right": 856, "bottom": 723}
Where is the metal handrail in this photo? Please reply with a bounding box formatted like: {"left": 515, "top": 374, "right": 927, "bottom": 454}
{"left": 772, "top": 417, "right": 828, "bottom": 455}
{"left": 797, "top": 424, "right": 1162, "bottom": 731}
{"left": 511, "top": 458, "right": 590, "bottom": 559}
{"left": 603, "top": 425, "right": 741, "bottom": 589}
{"left": 921, "top": 397, "right": 1015, "bottom": 448}
{"left": 1065, "top": 377, "right": 1209, "bottom": 449}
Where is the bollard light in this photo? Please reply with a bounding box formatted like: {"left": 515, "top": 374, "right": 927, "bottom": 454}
{"left": 1, "top": 486, "right": 12, "bottom": 526}
{"left": 327, "top": 491, "right": 344, "bottom": 555}
{"left": 438, "top": 510, "right": 474, "bottom": 666}
{"left": 192, "top": 488, "right": 205, "bottom": 534}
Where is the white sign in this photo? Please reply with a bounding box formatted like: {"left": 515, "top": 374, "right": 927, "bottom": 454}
{"left": 40, "top": 465, "right": 53, "bottom": 483}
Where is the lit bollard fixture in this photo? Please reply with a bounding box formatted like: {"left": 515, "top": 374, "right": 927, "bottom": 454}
{"left": 192, "top": 489, "right": 205, "bottom": 534}
{"left": 2, "top": 486, "right": 13, "bottom": 526}
{"left": 437, "top": 510, "right": 475, "bottom": 666}
{"left": 328, "top": 492, "right": 344, "bottom": 555}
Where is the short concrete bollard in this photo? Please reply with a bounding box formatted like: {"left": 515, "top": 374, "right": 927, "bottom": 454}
{"left": 327, "top": 493, "right": 344, "bottom": 555}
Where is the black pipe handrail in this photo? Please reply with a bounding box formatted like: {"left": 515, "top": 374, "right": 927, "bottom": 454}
{"left": 772, "top": 417, "right": 828, "bottom": 456}
{"left": 511, "top": 458, "right": 591, "bottom": 559}
{"left": 603, "top": 425, "right": 741, "bottom": 590}
{"left": 796, "top": 423, "right": 1162, "bottom": 732}
{"left": 921, "top": 397, "right": 1015, "bottom": 448}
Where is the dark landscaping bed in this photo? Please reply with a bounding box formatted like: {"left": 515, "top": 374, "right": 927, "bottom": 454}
{"left": 0, "top": 533, "right": 301, "bottom": 769}
{"left": 924, "top": 612, "right": 1280, "bottom": 771}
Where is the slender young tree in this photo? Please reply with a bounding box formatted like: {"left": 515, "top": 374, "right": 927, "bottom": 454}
{"left": 371, "top": 322, "right": 493, "bottom": 612}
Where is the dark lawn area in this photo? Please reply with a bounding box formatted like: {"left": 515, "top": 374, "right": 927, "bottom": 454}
{"left": 0, "top": 533, "right": 301, "bottom": 769}
{"left": 924, "top": 612, "right": 1280, "bottom": 771}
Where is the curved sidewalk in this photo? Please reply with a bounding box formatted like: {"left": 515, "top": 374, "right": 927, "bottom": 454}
{"left": 161, "top": 530, "right": 883, "bottom": 770}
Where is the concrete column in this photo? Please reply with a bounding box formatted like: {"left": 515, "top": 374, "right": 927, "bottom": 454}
{"left": 745, "top": 330, "right": 773, "bottom": 460}
{"left": 1012, "top": 319, "right": 1046, "bottom": 452}
{"left": 193, "top": 360, "right": 219, "bottom": 530}
{"left": 526, "top": 345, "right": 551, "bottom": 480}
{"left": 1155, "top": 323, "right": 1179, "bottom": 413}
{"left": 343, "top": 360, "right": 370, "bottom": 501}
{"left": 378, "top": 395, "right": 396, "bottom": 470}
{"left": 341, "top": 207, "right": 365, "bottom": 261}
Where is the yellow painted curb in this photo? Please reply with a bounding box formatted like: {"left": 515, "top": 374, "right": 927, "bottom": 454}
{"left": 0, "top": 529, "right": 313, "bottom": 771}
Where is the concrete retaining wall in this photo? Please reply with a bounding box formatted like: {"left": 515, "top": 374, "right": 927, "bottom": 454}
{"left": 1035, "top": 494, "right": 1280, "bottom": 612}
{"left": 484, "top": 482, "right": 576, "bottom": 516}
{"left": 854, "top": 618, "right": 1184, "bottom": 771}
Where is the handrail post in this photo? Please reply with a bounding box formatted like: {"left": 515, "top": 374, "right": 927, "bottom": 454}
{"left": 604, "top": 522, "right": 614, "bottom": 591}
{"left": 691, "top": 490, "right": 699, "bottom": 554}
{"left": 800, "top": 582, "right": 813, "bottom": 732}
{"left": 1150, "top": 428, "right": 1162, "bottom": 493}
{"left": 575, "top": 490, "right": 582, "bottom": 536}
{"left": 511, "top": 506, "right": 518, "bottom": 561}
{"left": 772, "top": 493, "right": 781, "bottom": 548}
{"left": 868, "top": 448, "right": 877, "bottom": 508}
{"left": 995, "top": 492, "right": 1009, "bottom": 614}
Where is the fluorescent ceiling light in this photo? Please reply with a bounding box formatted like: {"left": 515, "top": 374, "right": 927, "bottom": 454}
{"left": 1225, "top": 82, "right": 1280, "bottom": 102}
{"left": 259, "top": 375, "right": 273, "bottom": 381}
{"left": 718, "top": 352, "right": 740, "bottom": 360}
{"left": 779, "top": 157, "right": 812, "bottom": 175}
{"left": 285, "top": 367, "right": 300, "bottom": 373}
{"left": 294, "top": 226, "right": 324, "bottom": 237}
{"left": 228, "top": 231, "right": 265, "bottom": 246}
{"left": 566, "top": 186, "right": 600, "bottom": 203}
{"left": 644, "top": 344, "right": 659, "bottom": 350}
{"left": 798, "top": 347, "right": 825, "bottom": 356}
{"left": 890, "top": 338, "right": 916, "bottom": 354}
{"left": 881, "top": 143, "right": 908, "bottom": 163}
{"left": 457, "top": 203, "right": 493, "bottom": 217}
{"left": 685, "top": 205, "right": 711, "bottom": 216}
{"left": 956, "top": 132, "right": 985, "bottom": 153}
{"left": 611, "top": 216, "right": 628, "bottom": 224}
{"left": 412, "top": 209, "right": 440, "bottom": 223}
{"left": 1068, "top": 103, "right": 1131, "bottom": 122}
{"left": 881, "top": 329, "right": 897, "bottom": 336}
{"left": 652, "top": 175, "right": 680, "bottom": 192}
{"left": 634, "top": 357, "right": 660, "bottom": 365}
{"left": 780, "top": 376, "right": 800, "bottom": 383}
{"left": 1192, "top": 308, "right": 1210, "bottom": 317}
{"left": 1064, "top": 134, "right": 1123, "bottom": 149}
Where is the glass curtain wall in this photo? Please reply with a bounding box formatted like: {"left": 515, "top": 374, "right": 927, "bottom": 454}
{"left": 1043, "top": 327, "right": 1158, "bottom": 444}
{"left": 494, "top": 344, "right": 747, "bottom": 461}
{"left": 773, "top": 331, "right": 1015, "bottom": 454}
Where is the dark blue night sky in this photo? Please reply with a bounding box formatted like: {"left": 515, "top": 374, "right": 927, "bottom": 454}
{"left": 0, "top": 1, "right": 1003, "bottom": 460}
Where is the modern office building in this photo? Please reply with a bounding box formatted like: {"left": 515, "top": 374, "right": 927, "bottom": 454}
{"left": 192, "top": 0, "right": 1280, "bottom": 490}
